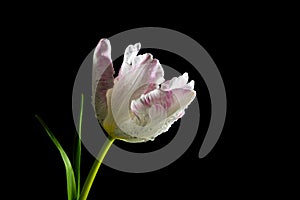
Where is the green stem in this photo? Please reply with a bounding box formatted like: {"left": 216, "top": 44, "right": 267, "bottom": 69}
{"left": 79, "top": 136, "right": 115, "bottom": 200}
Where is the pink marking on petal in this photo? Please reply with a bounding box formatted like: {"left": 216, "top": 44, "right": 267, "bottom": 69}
{"left": 144, "top": 83, "right": 157, "bottom": 94}
{"left": 131, "top": 89, "right": 174, "bottom": 115}
{"left": 130, "top": 85, "right": 196, "bottom": 127}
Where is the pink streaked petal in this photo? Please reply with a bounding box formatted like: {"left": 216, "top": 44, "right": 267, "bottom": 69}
{"left": 131, "top": 89, "right": 174, "bottom": 115}
{"left": 111, "top": 56, "right": 165, "bottom": 129}
{"left": 160, "top": 88, "right": 196, "bottom": 134}
{"left": 131, "top": 88, "right": 195, "bottom": 119}
{"left": 92, "top": 39, "right": 115, "bottom": 123}
{"left": 128, "top": 87, "right": 196, "bottom": 140}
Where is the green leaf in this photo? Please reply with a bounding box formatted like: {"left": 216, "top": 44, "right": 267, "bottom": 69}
{"left": 35, "top": 115, "right": 76, "bottom": 200}
{"left": 74, "top": 94, "right": 84, "bottom": 200}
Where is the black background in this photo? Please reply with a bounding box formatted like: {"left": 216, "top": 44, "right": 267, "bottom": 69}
{"left": 4, "top": 6, "right": 287, "bottom": 200}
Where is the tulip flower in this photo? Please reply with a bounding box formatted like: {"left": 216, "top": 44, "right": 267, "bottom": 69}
{"left": 92, "top": 39, "right": 196, "bottom": 142}
{"left": 37, "top": 38, "right": 197, "bottom": 200}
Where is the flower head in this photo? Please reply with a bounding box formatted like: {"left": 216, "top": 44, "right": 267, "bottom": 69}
{"left": 92, "top": 39, "right": 196, "bottom": 142}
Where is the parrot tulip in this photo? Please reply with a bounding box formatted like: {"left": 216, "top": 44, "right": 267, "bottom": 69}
{"left": 92, "top": 39, "right": 196, "bottom": 142}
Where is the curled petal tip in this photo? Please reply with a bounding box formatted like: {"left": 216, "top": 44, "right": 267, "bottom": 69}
{"left": 187, "top": 80, "right": 195, "bottom": 89}
{"left": 123, "top": 42, "right": 141, "bottom": 64}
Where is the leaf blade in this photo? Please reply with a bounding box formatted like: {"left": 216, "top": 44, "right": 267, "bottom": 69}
{"left": 74, "top": 94, "right": 84, "bottom": 199}
{"left": 35, "top": 115, "right": 76, "bottom": 200}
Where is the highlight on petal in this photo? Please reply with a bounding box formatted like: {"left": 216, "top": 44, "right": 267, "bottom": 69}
{"left": 92, "top": 39, "right": 115, "bottom": 124}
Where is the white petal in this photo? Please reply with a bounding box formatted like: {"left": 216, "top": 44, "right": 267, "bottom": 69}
{"left": 120, "top": 104, "right": 167, "bottom": 140}
{"left": 124, "top": 43, "right": 141, "bottom": 65}
{"left": 117, "top": 43, "right": 141, "bottom": 79}
{"left": 161, "top": 72, "right": 189, "bottom": 91}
